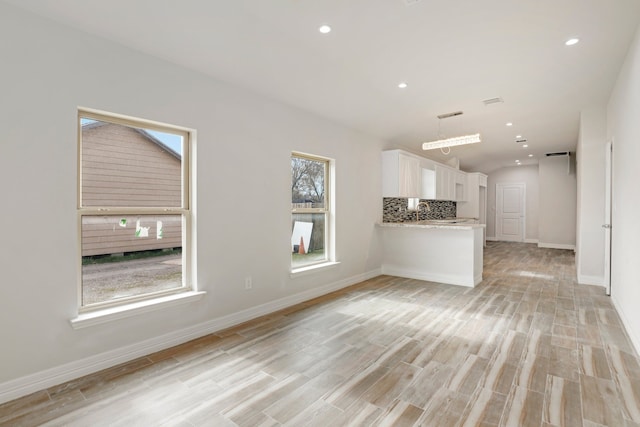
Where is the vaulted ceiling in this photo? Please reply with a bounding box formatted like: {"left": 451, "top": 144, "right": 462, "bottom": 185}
{"left": 5, "top": 0, "right": 640, "bottom": 172}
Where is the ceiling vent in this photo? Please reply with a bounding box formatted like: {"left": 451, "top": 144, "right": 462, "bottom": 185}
{"left": 482, "top": 97, "right": 504, "bottom": 106}
{"left": 516, "top": 138, "right": 527, "bottom": 144}
{"left": 404, "top": 0, "right": 422, "bottom": 4}
{"left": 437, "top": 111, "right": 463, "bottom": 119}
{"left": 545, "top": 151, "right": 569, "bottom": 156}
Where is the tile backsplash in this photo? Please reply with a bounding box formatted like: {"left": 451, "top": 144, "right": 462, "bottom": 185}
{"left": 383, "top": 198, "right": 456, "bottom": 222}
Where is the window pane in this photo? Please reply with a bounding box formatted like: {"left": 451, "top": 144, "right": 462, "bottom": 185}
{"left": 81, "top": 214, "right": 183, "bottom": 305}
{"left": 291, "top": 213, "right": 326, "bottom": 268}
{"left": 80, "top": 119, "right": 183, "bottom": 208}
{"left": 291, "top": 156, "right": 326, "bottom": 209}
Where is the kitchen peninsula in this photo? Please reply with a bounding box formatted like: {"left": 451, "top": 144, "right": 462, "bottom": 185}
{"left": 380, "top": 148, "right": 487, "bottom": 288}
{"left": 378, "top": 220, "right": 484, "bottom": 287}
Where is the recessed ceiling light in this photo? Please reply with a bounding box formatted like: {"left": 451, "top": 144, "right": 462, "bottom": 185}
{"left": 523, "top": 144, "right": 529, "bottom": 148}
{"left": 515, "top": 160, "right": 520, "bottom": 163}
{"left": 398, "top": 82, "right": 408, "bottom": 89}
{"left": 516, "top": 135, "right": 522, "bottom": 138}
{"left": 506, "top": 122, "right": 513, "bottom": 127}
{"left": 528, "top": 154, "right": 533, "bottom": 157}
{"left": 319, "top": 25, "right": 332, "bottom": 34}
{"left": 565, "top": 38, "right": 580, "bottom": 46}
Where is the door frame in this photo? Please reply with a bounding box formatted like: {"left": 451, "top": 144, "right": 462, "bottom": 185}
{"left": 604, "top": 141, "right": 613, "bottom": 296}
{"left": 496, "top": 182, "right": 526, "bottom": 242}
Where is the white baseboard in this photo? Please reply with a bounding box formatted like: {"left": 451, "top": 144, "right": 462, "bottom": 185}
{"left": 0, "top": 268, "right": 381, "bottom": 405}
{"left": 537, "top": 242, "right": 576, "bottom": 251}
{"left": 611, "top": 295, "right": 640, "bottom": 358}
{"left": 486, "top": 237, "right": 538, "bottom": 244}
{"left": 577, "top": 274, "right": 605, "bottom": 287}
{"left": 381, "top": 265, "right": 476, "bottom": 288}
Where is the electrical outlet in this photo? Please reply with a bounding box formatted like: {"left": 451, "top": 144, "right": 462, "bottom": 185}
{"left": 244, "top": 276, "right": 252, "bottom": 290}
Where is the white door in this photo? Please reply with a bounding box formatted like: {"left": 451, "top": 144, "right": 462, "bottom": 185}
{"left": 496, "top": 183, "right": 525, "bottom": 242}
{"left": 604, "top": 142, "right": 613, "bottom": 296}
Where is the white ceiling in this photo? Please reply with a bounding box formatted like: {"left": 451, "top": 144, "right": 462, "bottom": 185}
{"left": 6, "top": 0, "right": 640, "bottom": 172}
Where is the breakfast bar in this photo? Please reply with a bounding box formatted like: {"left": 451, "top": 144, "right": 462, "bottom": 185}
{"left": 378, "top": 221, "right": 484, "bottom": 287}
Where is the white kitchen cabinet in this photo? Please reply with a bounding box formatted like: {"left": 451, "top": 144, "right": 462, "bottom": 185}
{"left": 457, "top": 172, "right": 488, "bottom": 245}
{"left": 457, "top": 172, "right": 487, "bottom": 217}
{"left": 382, "top": 150, "right": 421, "bottom": 198}
{"left": 455, "top": 171, "right": 467, "bottom": 202}
{"left": 435, "top": 165, "right": 456, "bottom": 200}
{"left": 383, "top": 149, "right": 467, "bottom": 201}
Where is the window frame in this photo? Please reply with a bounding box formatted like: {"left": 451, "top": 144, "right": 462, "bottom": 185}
{"left": 77, "top": 108, "right": 193, "bottom": 312}
{"left": 291, "top": 151, "right": 333, "bottom": 271}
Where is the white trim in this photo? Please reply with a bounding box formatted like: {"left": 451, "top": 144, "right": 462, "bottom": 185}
{"left": 381, "top": 266, "right": 477, "bottom": 288}
{"left": 611, "top": 295, "right": 640, "bottom": 358}
{"left": 537, "top": 242, "right": 576, "bottom": 250}
{"left": 70, "top": 291, "right": 207, "bottom": 329}
{"left": 0, "top": 268, "right": 381, "bottom": 405}
{"left": 524, "top": 239, "right": 539, "bottom": 244}
{"left": 486, "top": 236, "right": 498, "bottom": 241}
{"left": 291, "top": 261, "right": 341, "bottom": 278}
{"left": 577, "top": 274, "right": 605, "bottom": 287}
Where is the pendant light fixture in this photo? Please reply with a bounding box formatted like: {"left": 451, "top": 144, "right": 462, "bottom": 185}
{"left": 422, "top": 111, "right": 481, "bottom": 154}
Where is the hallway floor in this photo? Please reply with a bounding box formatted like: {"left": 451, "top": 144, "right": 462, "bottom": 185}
{"left": 1, "top": 242, "right": 639, "bottom": 426}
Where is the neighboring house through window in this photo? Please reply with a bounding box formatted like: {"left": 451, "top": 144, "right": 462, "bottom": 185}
{"left": 291, "top": 152, "right": 333, "bottom": 270}
{"left": 78, "top": 109, "right": 192, "bottom": 310}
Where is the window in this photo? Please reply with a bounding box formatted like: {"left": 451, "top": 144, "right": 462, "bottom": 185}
{"left": 291, "top": 152, "right": 332, "bottom": 270}
{"left": 78, "top": 109, "right": 191, "bottom": 310}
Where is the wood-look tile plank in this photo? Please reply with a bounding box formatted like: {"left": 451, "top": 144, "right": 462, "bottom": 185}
{"left": 579, "top": 345, "right": 612, "bottom": 380}
{"left": 360, "top": 362, "right": 421, "bottom": 408}
{"left": 581, "top": 374, "right": 627, "bottom": 426}
{"left": 459, "top": 387, "right": 507, "bottom": 427}
{"left": 371, "top": 399, "right": 424, "bottom": 427}
{"left": 500, "top": 386, "right": 545, "bottom": 427}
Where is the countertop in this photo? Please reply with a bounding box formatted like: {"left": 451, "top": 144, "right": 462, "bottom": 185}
{"left": 377, "top": 220, "right": 485, "bottom": 230}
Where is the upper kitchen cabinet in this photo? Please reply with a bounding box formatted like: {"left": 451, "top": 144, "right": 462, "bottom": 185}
{"left": 382, "top": 149, "right": 466, "bottom": 201}
{"left": 455, "top": 170, "right": 467, "bottom": 202}
{"left": 382, "top": 150, "right": 421, "bottom": 198}
{"left": 457, "top": 172, "right": 487, "bottom": 219}
{"left": 435, "top": 165, "right": 456, "bottom": 201}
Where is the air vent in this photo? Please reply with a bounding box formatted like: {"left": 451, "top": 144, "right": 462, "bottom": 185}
{"left": 545, "top": 152, "right": 569, "bottom": 157}
{"left": 437, "top": 111, "right": 463, "bottom": 119}
{"left": 404, "top": 0, "right": 421, "bottom": 4}
{"left": 482, "top": 97, "right": 504, "bottom": 106}
{"left": 516, "top": 139, "right": 527, "bottom": 144}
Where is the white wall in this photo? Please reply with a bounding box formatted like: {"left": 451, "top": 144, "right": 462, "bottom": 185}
{"left": 0, "top": 3, "right": 384, "bottom": 397}
{"left": 607, "top": 24, "right": 640, "bottom": 353}
{"left": 576, "top": 106, "right": 607, "bottom": 285}
{"left": 538, "top": 155, "right": 577, "bottom": 249}
{"left": 486, "top": 165, "right": 539, "bottom": 242}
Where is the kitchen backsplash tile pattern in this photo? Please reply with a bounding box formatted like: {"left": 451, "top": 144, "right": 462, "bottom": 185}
{"left": 383, "top": 198, "right": 457, "bottom": 222}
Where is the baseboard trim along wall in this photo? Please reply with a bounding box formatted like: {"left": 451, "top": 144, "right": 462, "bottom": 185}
{"left": 0, "top": 268, "right": 382, "bottom": 405}
{"left": 537, "top": 242, "right": 576, "bottom": 251}
{"left": 380, "top": 266, "right": 478, "bottom": 288}
{"left": 577, "top": 274, "right": 605, "bottom": 287}
{"left": 486, "top": 237, "right": 538, "bottom": 245}
{"left": 611, "top": 294, "right": 640, "bottom": 358}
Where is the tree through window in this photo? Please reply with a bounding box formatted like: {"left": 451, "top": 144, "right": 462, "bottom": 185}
{"left": 291, "top": 153, "right": 330, "bottom": 269}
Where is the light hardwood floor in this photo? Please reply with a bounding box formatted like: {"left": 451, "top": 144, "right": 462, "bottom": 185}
{"left": 2, "top": 242, "right": 640, "bottom": 426}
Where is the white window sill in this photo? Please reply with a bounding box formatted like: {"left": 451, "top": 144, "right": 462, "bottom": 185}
{"left": 70, "top": 291, "right": 206, "bottom": 329}
{"left": 290, "top": 261, "right": 341, "bottom": 278}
